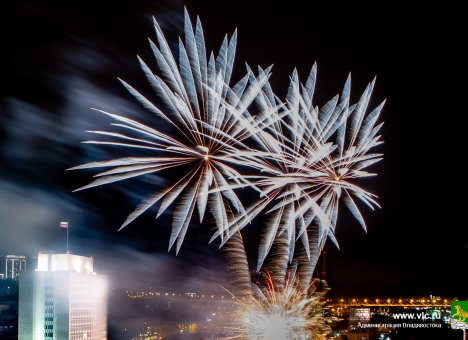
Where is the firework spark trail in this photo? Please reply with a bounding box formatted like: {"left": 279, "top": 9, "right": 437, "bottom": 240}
{"left": 70, "top": 9, "right": 274, "bottom": 253}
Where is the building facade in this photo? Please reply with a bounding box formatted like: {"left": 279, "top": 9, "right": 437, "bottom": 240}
{"left": 19, "top": 253, "right": 107, "bottom": 340}
{"left": 5, "top": 255, "right": 27, "bottom": 280}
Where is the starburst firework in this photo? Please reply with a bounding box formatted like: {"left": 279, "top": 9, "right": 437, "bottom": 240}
{"left": 210, "top": 65, "right": 384, "bottom": 275}
{"left": 70, "top": 10, "right": 272, "bottom": 252}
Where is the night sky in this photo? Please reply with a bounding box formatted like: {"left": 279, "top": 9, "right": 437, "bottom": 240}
{"left": 1, "top": 1, "right": 466, "bottom": 298}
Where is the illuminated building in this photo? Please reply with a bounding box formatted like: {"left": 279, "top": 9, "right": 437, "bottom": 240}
{"left": 5, "top": 255, "right": 27, "bottom": 280}
{"left": 0, "top": 274, "right": 4, "bottom": 280}
{"left": 19, "top": 253, "right": 107, "bottom": 340}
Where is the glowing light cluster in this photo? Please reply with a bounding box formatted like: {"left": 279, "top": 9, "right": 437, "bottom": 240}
{"left": 227, "top": 272, "right": 331, "bottom": 340}
{"left": 243, "top": 308, "right": 307, "bottom": 340}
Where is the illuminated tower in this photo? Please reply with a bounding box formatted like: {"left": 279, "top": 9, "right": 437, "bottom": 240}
{"left": 19, "top": 253, "right": 107, "bottom": 340}
{"left": 5, "top": 255, "right": 27, "bottom": 280}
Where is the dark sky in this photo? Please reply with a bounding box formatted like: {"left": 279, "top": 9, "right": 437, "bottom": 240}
{"left": 0, "top": 1, "right": 466, "bottom": 298}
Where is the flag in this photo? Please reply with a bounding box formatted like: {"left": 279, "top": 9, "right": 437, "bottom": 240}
{"left": 59, "top": 221, "right": 69, "bottom": 228}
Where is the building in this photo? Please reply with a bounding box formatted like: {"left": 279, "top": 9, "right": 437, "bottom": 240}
{"left": 5, "top": 255, "right": 27, "bottom": 280}
{"left": 0, "top": 279, "right": 19, "bottom": 339}
{"left": 0, "top": 274, "right": 4, "bottom": 280}
{"left": 19, "top": 253, "right": 107, "bottom": 340}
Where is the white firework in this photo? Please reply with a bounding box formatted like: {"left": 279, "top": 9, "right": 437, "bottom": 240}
{"left": 210, "top": 64, "right": 384, "bottom": 272}
{"left": 70, "top": 9, "right": 271, "bottom": 253}
{"left": 279, "top": 67, "right": 384, "bottom": 285}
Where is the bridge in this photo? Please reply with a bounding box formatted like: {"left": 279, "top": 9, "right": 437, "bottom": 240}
{"left": 326, "top": 297, "right": 451, "bottom": 308}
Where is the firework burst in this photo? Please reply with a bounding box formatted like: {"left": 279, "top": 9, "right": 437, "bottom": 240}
{"left": 70, "top": 9, "right": 273, "bottom": 252}
{"left": 224, "top": 269, "right": 331, "bottom": 340}
{"left": 269, "top": 68, "right": 384, "bottom": 285}
{"left": 210, "top": 65, "right": 384, "bottom": 275}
